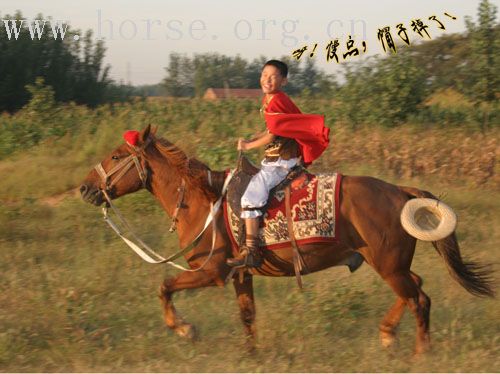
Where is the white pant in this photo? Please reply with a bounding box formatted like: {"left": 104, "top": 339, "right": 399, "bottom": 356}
{"left": 241, "top": 157, "right": 298, "bottom": 218}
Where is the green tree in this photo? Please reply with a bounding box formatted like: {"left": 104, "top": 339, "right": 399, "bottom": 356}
{"left": 0, "top": 11, "right": 114, "bottom": 112}
{"left": 245, "top": 56, "right": 268, "bottom": 89}
{"left": 339, "top": 52, "right": 426, "bottom": 127}
{"left": 463, "top": 0, "right": 499, "bottom": 103}
{"left": 163, "top": 53, "right": 194, "bottom": 97}
{"left": 406, "top": 32, "right": 470, "bottom": 92}
{"left": 192, "top": 53, "right": 252, "bottom": 96}
{"left": 24, "top": 77, "right": 56, "bottom": 114}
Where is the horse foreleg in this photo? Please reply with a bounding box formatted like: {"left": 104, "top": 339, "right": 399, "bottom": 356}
{"left": 159, "top": 270, "right": 217, "bottom": 339}
{"left": 379, "top": 272, "right": 423, "bottom": 348}
{"left": 233, "top": 274, "right": 257, "bottom": 349}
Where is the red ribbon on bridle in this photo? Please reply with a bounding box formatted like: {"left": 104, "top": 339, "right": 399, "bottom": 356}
{"left": 123, "top": 130, "right": 140, "bottom": 146}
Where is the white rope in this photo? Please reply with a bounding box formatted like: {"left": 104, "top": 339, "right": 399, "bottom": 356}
{"left": 102, "top": 169, "right": 234, "bottom": 271}
{"left": 104, "top": 203, "right": 217, "bottom": 271}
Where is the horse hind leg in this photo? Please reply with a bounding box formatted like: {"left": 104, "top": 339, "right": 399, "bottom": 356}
{"left": 159, "top": 270, "right": 218, "bottom": 340}
{"left": 379, "top": 297, "right": 406, "bottom": 348}
{"left": 383, "top": 271, "right": 431, "bottom": 354}
{"left": 379, "top": 272, "right": 423, "bottom": 348}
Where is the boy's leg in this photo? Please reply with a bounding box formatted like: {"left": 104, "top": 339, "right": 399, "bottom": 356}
{"left": 228, "top": 163, "right": 292, "bottom": 268}
{"left": 227, "top": 171, "right": 268, "bottom": 268}
{"left": 227, "top": 216, "right": 262, "bottom": 268}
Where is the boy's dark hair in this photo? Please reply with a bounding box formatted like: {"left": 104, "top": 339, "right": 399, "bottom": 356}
{"left": 263, "top": 60, "right": 288, "bottom": 78}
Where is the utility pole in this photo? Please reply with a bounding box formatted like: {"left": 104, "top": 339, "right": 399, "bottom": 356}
{"left": 126, "top": 61, "right": 131, "bottom": 85}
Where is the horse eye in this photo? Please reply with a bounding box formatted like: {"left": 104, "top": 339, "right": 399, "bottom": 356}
{"left": 112, "top": 155, "right": 119, "bottom": 160}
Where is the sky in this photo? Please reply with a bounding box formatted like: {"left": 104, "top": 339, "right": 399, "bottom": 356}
{"left": 2, "top": 0, "right": 498, "bottom": 85}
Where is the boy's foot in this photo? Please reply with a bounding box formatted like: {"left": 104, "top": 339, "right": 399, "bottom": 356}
{"left": 226, "top": 246, "right": 262, "bottom": 268}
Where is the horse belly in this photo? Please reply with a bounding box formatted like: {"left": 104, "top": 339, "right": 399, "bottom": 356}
{"left": 256, "top": 241, "right": 354, "bottom": 276}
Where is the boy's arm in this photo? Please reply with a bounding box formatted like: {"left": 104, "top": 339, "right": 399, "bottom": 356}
{"left": 238, "top": 131, "right": 275, "bottom": 151}
{"left": 249, "top": 130, "right": 267, "bottom": 141}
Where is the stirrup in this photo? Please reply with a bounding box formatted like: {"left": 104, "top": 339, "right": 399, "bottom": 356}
{"left": 226, "top": 247, "right": 262, "bottom": 268}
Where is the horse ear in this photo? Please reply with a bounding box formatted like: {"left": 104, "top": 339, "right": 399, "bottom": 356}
{"left": 140, "top": 124, "right": 151, "bottom": 143}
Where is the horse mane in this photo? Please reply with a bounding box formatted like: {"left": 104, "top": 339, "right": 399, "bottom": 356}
{"left": 149, "top": 135, "right": 218, "bottom": 200}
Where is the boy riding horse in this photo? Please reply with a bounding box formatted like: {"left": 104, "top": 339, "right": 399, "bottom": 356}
{"left": 227, "top": 60, "right": 330, "bottom": 268}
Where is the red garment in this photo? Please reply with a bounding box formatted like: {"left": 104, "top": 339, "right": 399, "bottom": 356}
{"left": 264, "top": 91, "right": 330, "bottom": 165}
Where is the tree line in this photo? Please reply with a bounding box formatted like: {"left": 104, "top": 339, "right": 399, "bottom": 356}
{"left": 1, "top": 1, "right": 498, "bottom": 129}
{"left": 162, "top": 0, "right": 498, "bottom": 128}
{"left": 0, "top": 11, "right": 132, "bottom": 112}
{"left": 336, "top": 0, "right": 499, "bottom": 128}
{"left": 163, "top": 53, "right": 337, "bottom": 98}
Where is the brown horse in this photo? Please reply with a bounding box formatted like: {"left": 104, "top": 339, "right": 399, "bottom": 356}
{"left": 80, "top": 125, "right": 494, "bottom": 354}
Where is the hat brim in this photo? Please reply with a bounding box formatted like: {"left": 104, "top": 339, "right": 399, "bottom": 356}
{"left": 401, "top": 198, "right": 457, "bottom": 242}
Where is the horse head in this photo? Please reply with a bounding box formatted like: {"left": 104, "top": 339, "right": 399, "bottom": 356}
{"left": 80, "top": 125, "right": 155, "bottom": 206}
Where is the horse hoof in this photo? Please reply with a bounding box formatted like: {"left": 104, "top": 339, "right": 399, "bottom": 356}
{"left": 414, "top": 343, "right": 431, "bottom": 355}
{"left": 175, "top": 324, "right": 197, "bottom": 340}
{"left": 244, "top": 337, "right": 257, "bottom": 353}
{"left": 380, "top": 331, "right": 397, "bottom": 348}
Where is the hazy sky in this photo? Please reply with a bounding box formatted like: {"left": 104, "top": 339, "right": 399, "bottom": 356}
{"left": 2, "top": 0, "right": 498, "bottom": 85}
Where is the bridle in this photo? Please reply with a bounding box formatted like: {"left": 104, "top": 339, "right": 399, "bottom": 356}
{"left": 92, "top": 136, "right": 234, "bottom": 271}
{"left": 94, "top": 137, "right": 186, "bottom": 233}
{"left": 94, "top": 140, "right": 150, "bottom": 193}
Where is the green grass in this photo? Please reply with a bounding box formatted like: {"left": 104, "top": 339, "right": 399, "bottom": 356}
{"left": 0, "top": 166, "right": 498, "bottom": 372}
{"left": 0, "top": 99, "right": 498, "bottom": 372}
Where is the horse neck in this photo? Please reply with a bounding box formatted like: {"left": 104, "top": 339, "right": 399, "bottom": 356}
{"left": 145, "top": 146, "right": 222, "bottom": 248}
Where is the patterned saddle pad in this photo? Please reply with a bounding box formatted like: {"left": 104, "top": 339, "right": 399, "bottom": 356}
{"left": 223, "top": 172, "right": 342, "bottom": 251}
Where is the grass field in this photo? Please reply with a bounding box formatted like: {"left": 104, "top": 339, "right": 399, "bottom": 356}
{"left": 0, "top": 99, "right": 498, "bottom": 372}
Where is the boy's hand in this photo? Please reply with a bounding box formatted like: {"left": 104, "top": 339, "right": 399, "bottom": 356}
{"left": 237, "top": 138, "right": 249, "bottom": 151}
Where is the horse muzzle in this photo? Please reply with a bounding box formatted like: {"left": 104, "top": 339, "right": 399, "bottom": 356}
{"left": 80, "top": 184, "right": 107, "bottom": 206}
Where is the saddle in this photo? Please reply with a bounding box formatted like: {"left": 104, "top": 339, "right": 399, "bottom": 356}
{"left": 224, "top": 160, "right": 358, "bottom": 286}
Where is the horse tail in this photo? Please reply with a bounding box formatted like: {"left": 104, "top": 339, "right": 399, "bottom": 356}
{"left": 399, "top": 185, "right": 495, "bottom": 298}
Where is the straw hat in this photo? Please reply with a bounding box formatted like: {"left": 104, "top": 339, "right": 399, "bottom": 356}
{"left": 400, "top": 198, "right": 457, "bottom": 241}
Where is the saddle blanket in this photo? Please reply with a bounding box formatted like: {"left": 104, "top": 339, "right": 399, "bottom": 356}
{"left": 223, "top": 172, "right": 342, "bottom": 251}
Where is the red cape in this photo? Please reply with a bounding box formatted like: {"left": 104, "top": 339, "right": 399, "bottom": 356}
{"left": 264, "top": 91, "right": 330, "bottom": 165}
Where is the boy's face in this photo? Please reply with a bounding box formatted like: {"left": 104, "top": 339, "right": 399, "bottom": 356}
{"left": 260, "top": 65, "right": 287, "bottom": 95}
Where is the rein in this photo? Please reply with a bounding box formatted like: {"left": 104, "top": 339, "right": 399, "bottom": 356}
{"left": 94, "top": 140, "right": 234, "bottom": 271}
